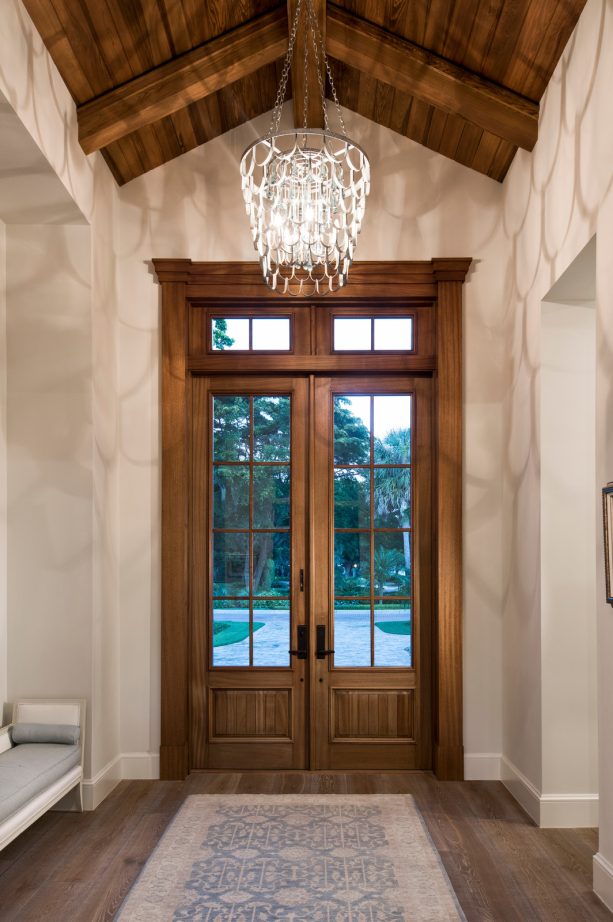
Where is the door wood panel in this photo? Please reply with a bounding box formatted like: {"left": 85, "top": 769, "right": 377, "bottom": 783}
{"left": 209, "top": 689, "right": 292, "bottom": 739}
{"left": 331, "top": 689, "right": 415, "bottom": 740}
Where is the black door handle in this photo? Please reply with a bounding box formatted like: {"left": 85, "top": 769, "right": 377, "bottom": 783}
{"left": 316, "top": 625, "right": 335, "bottom": 659}
{"left": 289, "top": 625, "right": 308, "bottom": 660}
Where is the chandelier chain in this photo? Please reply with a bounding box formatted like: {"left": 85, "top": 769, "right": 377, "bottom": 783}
{"left": 303, "top": 0, "right": 347, "bottom": 137}
{"left": 269, "top": 0, "right": 303, "bottom": 135}
{"left": 305, "top": 0, "right": 329, "bottom": 131}
{"left": 269, "top": 0, "right": 346, "bottom": 137}
{"left": 303, "top": 14, "right": 309, "bottom": 130}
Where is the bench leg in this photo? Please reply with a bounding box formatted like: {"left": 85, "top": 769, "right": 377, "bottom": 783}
{"left": 51, "top": 784, "right": 83, "bottom": 813}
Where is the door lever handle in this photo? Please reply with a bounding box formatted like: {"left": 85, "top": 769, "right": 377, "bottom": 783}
{"left": 289, "top": 625, "right": 308, "bottom": 660}
{"left": 316, "top": 625, "right": 335, "bottom": 660}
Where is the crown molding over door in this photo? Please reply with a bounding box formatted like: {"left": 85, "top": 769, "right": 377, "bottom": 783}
{"left": 153, "top": 258, "right": 471, "bottom": 781}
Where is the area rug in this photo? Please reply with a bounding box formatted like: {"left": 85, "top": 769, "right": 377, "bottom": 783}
{"left": 116, "top": 794, "right": 466, "bottom": 921}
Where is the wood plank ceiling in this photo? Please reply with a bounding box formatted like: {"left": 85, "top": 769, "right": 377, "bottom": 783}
{"left": 22, "top": 0, "right": 587, "bottom": 185}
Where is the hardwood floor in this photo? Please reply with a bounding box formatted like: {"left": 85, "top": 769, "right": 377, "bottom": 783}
{"left": 0, "top": 773, "right": 610, "bottom": 921}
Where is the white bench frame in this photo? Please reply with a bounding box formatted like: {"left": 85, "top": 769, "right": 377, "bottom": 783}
{"left": 0, "top": 698, "right": 86, "bottom": 851}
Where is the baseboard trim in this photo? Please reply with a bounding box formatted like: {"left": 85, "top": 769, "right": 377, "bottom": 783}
{"left": 82, "top": 751, "right": 160, "bottom": 810}
{"left": 501, "top": 756, "right": 598, "bottom": 827}
{"left": 82, "top": 754, "right": 122, "bottom": 811}
{"left": 501, "top": 756, "right": 541, "bottom": 823}
{"left": 540, "top": 793, "right": 598, "bottom": 828}
{"left": 122, "top": 751, "right": 160, "bottom": 780}
{"left": 594, "top": 852, "right": 613, "bottom": 912}
{"left": 464, "top": 753, "right": 502, "bottom": 780}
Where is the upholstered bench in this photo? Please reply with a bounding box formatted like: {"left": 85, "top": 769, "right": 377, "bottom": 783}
{"left": 0, "top": 698, "right": 86, "bottom": 851}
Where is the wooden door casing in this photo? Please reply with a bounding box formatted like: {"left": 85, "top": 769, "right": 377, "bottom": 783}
{"left": 154, "top": 259, "right": 470, "bottom": 781}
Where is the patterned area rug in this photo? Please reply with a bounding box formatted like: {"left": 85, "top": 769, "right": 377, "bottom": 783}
{"left": 116, "top": 794, "right": 466, "bottom": 921}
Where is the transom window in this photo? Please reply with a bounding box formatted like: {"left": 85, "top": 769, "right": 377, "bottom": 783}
{"left": 333, "top": 316, "right": 413, "bottom": 352}
{"left": 212, "top": 317, "right": 291, "bottom": 351}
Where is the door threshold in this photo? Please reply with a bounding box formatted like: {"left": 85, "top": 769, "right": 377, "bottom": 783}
{"left": 190, "top": 769, "right": 434, "bottom": 774}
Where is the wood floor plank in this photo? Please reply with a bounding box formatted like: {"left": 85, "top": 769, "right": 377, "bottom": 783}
{"left": 0, "top": 774, "right": 610, "bottom": 922}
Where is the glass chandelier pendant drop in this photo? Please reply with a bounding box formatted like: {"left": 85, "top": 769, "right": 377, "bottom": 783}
{"left": 240, "top": 0, "right": 370, "bottom": 296}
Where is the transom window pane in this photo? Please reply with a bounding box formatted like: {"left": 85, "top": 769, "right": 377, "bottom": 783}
{"left": 211, "top": 394, "right": 291, "bottom": 667}
{"left": 333, "top": 316, "right": 413, "bottom": 352}
{"left": 252, "top": 317, "right": 290, "bottom": 350}
{"left": 334, "top": 317, "right": 371, "bottom": 350}
{"left": 212, "top": 318, "right": 249, "bottom": 350}
{"left": 211, "top": 317, "right": 290, "bottom": 351}
{"left": 332, "top": 392, "right": 412, "bottom": 668}
{"left": 374, "top": 317, "right": 412, "bottom": 350}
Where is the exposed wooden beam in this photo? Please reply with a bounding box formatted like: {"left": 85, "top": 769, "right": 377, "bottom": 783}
{"left": 288, "top": 0, "right": 326, "bottom": 129}
{"left": 77, "top": 9, "right": 288, "bottom": 154}
{"left": 327, "top": 4, "right": 538, "bottom": 151}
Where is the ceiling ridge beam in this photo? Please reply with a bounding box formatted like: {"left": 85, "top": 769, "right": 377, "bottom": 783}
{"left": 77, "top": 9, "right": 289, "bottom": 154}
{"left": 326, "top": 4, "right": 538, "bottom": 151}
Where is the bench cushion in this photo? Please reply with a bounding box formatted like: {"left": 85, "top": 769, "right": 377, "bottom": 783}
{"left": 11, "top": 723, "right": 80, "bottom": 745}
{"left": 0, "top": 744, "right": 81, "bottom": 823}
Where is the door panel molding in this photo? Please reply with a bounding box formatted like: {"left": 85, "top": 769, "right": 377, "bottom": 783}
{"left": 155, "top": 259, "right": 471, "bottom": 781}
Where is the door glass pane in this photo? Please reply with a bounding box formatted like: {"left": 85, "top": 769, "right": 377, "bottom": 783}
{"left": 374, "top": 317, "right": 413, "bottom": 351}
{"left": 254, "top": 396, "right": 290, "bottom": 461}
{"left": 213, "top": 466, "right": 250, "bottom": 528}
{"left": 212, "top": 317, "right": 249, "bottom": 351}
{"left": 253, "top": 532, "right": 290, "bottom": 596}
{"left": 334, "top": 317, "right": 371, "bottom": 350}
{"left": 334, "top": 532, "right": 370, "bottom": 596}
{"left": 374, "top": 601, "right": 412, "bottom": 667}
{"left": 213, "top": 532, "right": 249, "bottom": 596}
{"left": 211, "top": 392, "right": 294, "bottom": 668}
{"left": 253, "top": 467, "right": 290, "bottom": 528}
{"left": 374, "top": 468, "right": 411, "bottom": 529}
{"left": 334, "top": 396, "right": 370, "bottom": 465}
{"left": 373, "top": 396, "right": 411, "bottom": 463}
{"left": 332, "top": 391, "right": 413, "bottom": 669}
{"left": 334, "top": 469, "right": 370, "bottom": 528}
{"left": 213, "top": 396, "right": 250, "bottom": 461}
{"left": 334, "top": 603, "right": 371, "bottom": 667}
{"left": 253, "top": 601, "right": 290, "bottom": 667}
{"left": 374, "top": 532, "right": 411, "bottom": 597}
{"left": 252, "top": 317, "right": 290, "bottom": 351}
{"left": 212, "top": 603, "right": 250, "bottom": 666}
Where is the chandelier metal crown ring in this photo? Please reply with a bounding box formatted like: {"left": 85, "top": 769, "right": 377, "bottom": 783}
{"left": 240, "top": 0, "right": 370, "bottom": 296}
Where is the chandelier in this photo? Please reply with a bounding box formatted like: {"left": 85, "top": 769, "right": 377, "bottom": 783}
{"left": 240, "top": 0, "right": 370, "bottom": 296}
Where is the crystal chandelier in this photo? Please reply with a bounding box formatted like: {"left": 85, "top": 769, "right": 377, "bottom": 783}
{"left": 240, "top": 0, "right": 370, "bottom": 296}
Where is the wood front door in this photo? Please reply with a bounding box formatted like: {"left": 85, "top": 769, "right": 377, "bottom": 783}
{"left": 191, "top": 376, "right": 308, "bottom": 770}
{"left": 191, "top": 373, "right": 432, "bottom": 771}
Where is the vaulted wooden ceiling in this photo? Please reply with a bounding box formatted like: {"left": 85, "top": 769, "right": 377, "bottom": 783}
{"left": 23, "top": 0, "right": 586, "bottom": 186}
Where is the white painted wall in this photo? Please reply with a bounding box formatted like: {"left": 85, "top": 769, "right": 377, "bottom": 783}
{"left": 116, "top": 104, "right": 507, "bottom": 774}
{"left": 0, "top": 219, "right": 6, "bottom": 709}
{"left": 500, "top": 0, "right": 613, "bottom": 899}
{"left": 0, "top": 1, "right": 122, "bottom": 793}
{"left": 541, "top": 298, "right": 597, "bottom": 807}
{"left": 6, "top": 224, "right": 93, "bottom": 768}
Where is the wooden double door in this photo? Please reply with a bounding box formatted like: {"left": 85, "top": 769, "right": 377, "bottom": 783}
{"left": 191, "top": 374, "right": 432, "bottom": 770}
